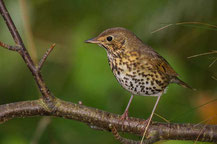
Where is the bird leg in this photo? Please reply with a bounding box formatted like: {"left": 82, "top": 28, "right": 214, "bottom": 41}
{"left": 140, "top": 91, "right": 163, "bottom": 144}
{"left": 120, "top": 95, "right": 134, "bottom": 120}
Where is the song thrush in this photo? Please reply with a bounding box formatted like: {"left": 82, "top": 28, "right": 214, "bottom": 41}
{"left": 85, "top": 27, "right": 193, "bottom": 135}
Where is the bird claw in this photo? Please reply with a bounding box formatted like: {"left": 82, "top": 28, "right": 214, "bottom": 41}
{"left": 120, "top": 110, "right": 129, "bottom": 121}
{"left": 119, "top": 111, "right": 129, "bottom": 131}
{"left": 140, "top": 117, "right": 151, "bottom": 126}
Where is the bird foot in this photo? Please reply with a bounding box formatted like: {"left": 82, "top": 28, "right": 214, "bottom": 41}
{"left": 139, "top": 117, "right": 152, "bottom": 137}
{"left": 119, "top": 111, "right": 129, "bottom": 130}
{"left": 119, "top": 110, "right": 129, "bottom": 121}
{"left": 140, "top": 117, "right": 152, "bottom": 127}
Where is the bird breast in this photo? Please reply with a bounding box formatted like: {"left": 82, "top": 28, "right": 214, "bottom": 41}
{"left": 107, "top": 52, "right": 167, "bottom": 96}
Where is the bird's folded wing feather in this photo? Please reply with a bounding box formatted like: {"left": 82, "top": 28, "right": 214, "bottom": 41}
{"left": 142, "top": 49, "right": 179, "bottom": 77}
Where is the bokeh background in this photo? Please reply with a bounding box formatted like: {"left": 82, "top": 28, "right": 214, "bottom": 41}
{"left": 0, "top": 0, "right": 216, "bottom": 144}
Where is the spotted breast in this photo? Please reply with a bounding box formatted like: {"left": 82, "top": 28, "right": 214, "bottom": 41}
{"left": 107, "top": 48, "right": 169, "bottom": 96}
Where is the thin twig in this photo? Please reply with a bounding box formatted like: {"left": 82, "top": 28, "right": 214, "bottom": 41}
{"left": 38, "top": 43, "right": 56, "bottom": 71}
{"left": 0, "top": 0, "right": 53, "bottom": 104}
{"left": 151, "top": 24, "right": 173, "bottom": 34}
{"left": 0, "top": 41, "right": 21, "bottom": 51}
{"left": 211, "top": 76, "right": 217, "bottom": 81}
{"left": 173, "top": 98, "right": 217, "bottom": 122}
{"left": 176, "top": 22, "right": 217, "bottom": 29}
{"left": 209, "top": 57, "right": 217, "bottom": 67}
{"left": 188, "top": 50, "right": 217, "bottom": 58}
{"left": 0, "top": 0, "right": 24, "bottom": 46}
{"left": 194, "top": 123, "right": 208, "bottom": 144}
{"left": 195, "top": 115, "right": 217, "bottom": 126}
{"left": 151, "top": 21, "right": 217, "bottom": 34}
{"left": 154, "top": 113, "right": 170, "bottom": 123}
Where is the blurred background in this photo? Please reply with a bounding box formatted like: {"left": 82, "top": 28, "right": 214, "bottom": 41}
{"left": 0, "top": 0, "right": 216, "bottom": 144}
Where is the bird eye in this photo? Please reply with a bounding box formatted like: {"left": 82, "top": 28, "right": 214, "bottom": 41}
{"left": 106, "top": 36, "right": 113, "bottom": 41}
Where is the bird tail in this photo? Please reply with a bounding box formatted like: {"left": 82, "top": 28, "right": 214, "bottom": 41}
{"left": 171, "top": 77, "right": 196, "bottom": 91}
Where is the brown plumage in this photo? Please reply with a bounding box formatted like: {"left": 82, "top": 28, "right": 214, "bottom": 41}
{"left": 85, "top": 27, "right": 193, "bottom": 127}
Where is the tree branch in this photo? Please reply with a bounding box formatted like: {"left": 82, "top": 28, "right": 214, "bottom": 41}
{"left": 0, "top": 41, "right": 21, "bottom": 51}
{"left": 0, "top": 0, "right": 53, "bottom": 104}
{"left": 0, "top": 0, "right": 216, "bottom": 143}
{"left": 37, "top": 43, "right": 55, "bottom": 71}
{"left": 0, "top": 99, "right": 216, "bottom": 143}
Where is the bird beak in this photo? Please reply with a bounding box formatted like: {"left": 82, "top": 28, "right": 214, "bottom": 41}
{"left": 85, "top": 37, "right": 100, "bottom": 44}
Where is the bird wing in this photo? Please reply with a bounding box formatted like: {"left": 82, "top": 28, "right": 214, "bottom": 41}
{"left": 142, "top": 49, "right": 179, "bottom": 77}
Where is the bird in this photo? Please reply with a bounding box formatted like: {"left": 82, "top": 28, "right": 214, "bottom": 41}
{"left": 85, "top": 27, "right": 194, "bottom": 138}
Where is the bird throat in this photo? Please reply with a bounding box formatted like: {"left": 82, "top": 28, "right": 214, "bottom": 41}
{"left": 98, "top": 43, "right": 107, "bottom": 50}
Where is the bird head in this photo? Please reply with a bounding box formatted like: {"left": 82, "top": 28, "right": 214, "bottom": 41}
{"left": 85, "top": 27, "right": 142, "bottom": 53}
